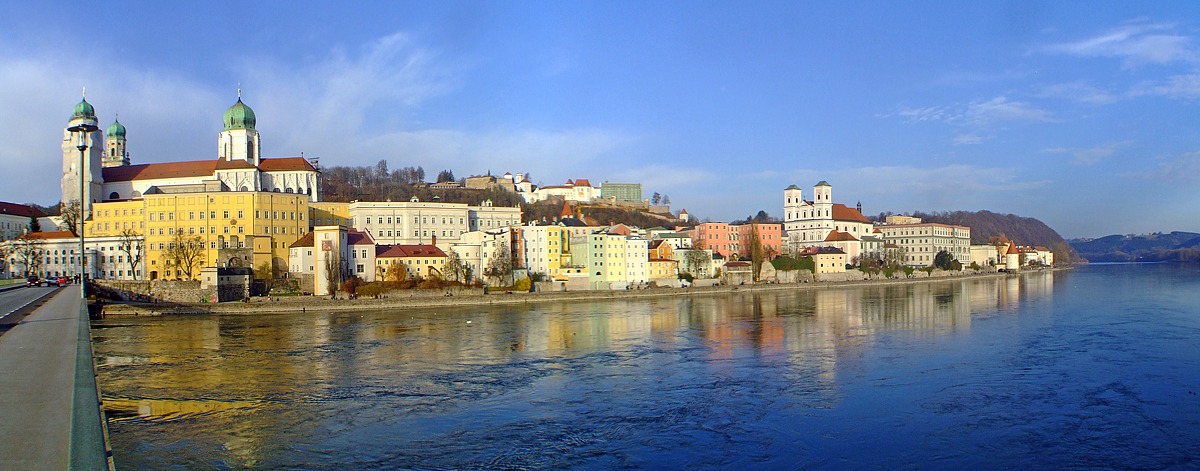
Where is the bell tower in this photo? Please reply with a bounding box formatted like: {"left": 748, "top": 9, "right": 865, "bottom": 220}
{"left": 218, "top": 90, "right": 261, "bottom": 166}
{"left": 103, "top": 116, "right": 130, "bottom": 167}
{"left": 813, "top": 181, "right": 832, "bottom": 220}
{"left": 61, "top": 90, "right": 105, "bottom": 215}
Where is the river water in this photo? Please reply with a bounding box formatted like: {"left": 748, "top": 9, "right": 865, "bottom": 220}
{"left": 93, "top": 264, "right": 1200, "bottom": 470}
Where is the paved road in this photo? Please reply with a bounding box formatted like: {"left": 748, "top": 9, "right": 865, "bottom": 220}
{"left": 0, "top": 286, "right": 61, "bottom": 330}
{"left": 0, "top": 286, "right": 84, "bottom": 471}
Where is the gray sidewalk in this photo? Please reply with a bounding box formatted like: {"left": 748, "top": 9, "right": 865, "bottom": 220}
{"left": 0, "top": 286, "right": 87, "bottom": 470}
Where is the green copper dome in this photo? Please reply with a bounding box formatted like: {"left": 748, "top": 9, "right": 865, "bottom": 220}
{"left": 71, "top": 98, "right": 95, "bottom": 121}
{"left": 223, "top": 98, "right": 256, "bottom": 131}
{"left": 107, "top": 119, "right": 126, "bottom": 139}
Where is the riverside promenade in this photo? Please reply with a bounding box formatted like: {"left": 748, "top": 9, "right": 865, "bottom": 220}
{"left": 0, "top": 285, "right": 112, "bottom": 471}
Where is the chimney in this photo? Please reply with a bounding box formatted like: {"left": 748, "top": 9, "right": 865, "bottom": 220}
{"left": 431, "top": 234, "right": 436, "bottom": 246}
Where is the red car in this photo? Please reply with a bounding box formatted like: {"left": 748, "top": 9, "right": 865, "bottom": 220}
{"left": 55, "top": 276, "right": 69, "bottom": 286}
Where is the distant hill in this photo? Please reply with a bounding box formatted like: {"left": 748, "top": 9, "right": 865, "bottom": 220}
{"left": 1069, "top": 232, "right": 1200, "bottom": 262}
{"left": 876, "top": 210, "right": 1081, "bottom": 265}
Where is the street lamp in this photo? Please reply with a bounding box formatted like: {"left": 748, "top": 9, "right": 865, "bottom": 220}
{"left": 67, "top": 122, "right": 98, "bottom": 299}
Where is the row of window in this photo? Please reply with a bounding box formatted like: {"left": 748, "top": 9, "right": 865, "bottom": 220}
{"left": 147, "top": 210, "right": 302, "bottom": 221}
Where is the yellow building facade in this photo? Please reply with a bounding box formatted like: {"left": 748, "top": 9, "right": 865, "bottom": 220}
{"left": 88, "top": 191, "right": 309, "bottom": 280}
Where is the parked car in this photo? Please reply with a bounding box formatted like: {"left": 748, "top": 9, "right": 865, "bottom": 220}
{"left": 26, "top": 276, "right": 40, "bottom": 287}
{"left": 56, "top": 276, "right": 69, "bottom": 286}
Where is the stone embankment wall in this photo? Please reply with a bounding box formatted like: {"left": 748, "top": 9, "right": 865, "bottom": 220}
{"left": 91, "top": 279, "right": 221, "bottom": 303}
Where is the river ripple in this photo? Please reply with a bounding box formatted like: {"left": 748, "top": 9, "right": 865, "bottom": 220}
{"left": 93, "top": 264, "right": 1200, "bottom": 470}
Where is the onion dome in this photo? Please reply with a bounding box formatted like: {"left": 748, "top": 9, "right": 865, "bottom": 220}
{"left": 107, "top": 119, "right": 126, "bottom": 139}
{"left": 71, "top": 98, "right": 96, "bottom": 121}
{"left": 223, "top": 98, "right": 256, "bottom": 130}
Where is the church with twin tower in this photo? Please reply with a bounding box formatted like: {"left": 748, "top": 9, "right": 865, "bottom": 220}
{"left": 60, "top": 91, "right": 322, "bottom": 216}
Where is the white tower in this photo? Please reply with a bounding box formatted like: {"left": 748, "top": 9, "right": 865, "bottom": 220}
{"left": 218, "top": 92, "right": 261, "bottom": 165}
{"left": 813, "top": 181, "right": 832, "bottom": 220}
{"left": 61, "top": 95, "right": 105, "bottom": 215}
{"left": 103, "top": 117, "right": 130, "bottom": 168}
{"left": 783, "top": 184, "right": 803, "bottom": 222}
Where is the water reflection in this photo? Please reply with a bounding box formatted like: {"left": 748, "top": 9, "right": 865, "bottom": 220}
{"left": 94, "top": 271, "right": 1060, "bottom": 469}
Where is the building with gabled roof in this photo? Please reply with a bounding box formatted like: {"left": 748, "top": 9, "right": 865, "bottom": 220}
{"left": 0, "top": 202, "right": 52, "bottom": 242}
{"left": 376, "top": 244, "right": 448, "bottom": 279}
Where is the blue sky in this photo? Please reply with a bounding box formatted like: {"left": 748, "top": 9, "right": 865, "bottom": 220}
{"left": 1, "top": 1, "right": 1197, "bottom": 238}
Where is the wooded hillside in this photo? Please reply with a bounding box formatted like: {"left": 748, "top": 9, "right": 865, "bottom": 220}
{"left": 320, "top": 162, "right": 522, "bottom": 207}
{"left": 873, "top": 210, "right": 1081, "bottom": 265}
{"left": 1069, "top": 231, "right": 1200, "bottom": 262}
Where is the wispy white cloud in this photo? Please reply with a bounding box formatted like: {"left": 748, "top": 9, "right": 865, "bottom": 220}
{"left": 1121, "top": 151, "right": 1200, "bottom": 183}
{"left": 894, "top": 105, "right": 961, "bottom": 123}
{"left": 953, "top": 133, "right": 983, "bottom": 145}
{"left": 778, "top": 164, "right": 1050, "bottom": 212}
{"left": 1042, "top": 23, "right": 1197, "bottom": 67}
{"left": 1129, "top": 73, "right": 1200, "bottom": 100}
{"left": 0, "top": 32, "right": 635, "bottom": 205}
{"left": 1037, "top": 81, "right": 1121, "bottom": 104}
{"left": 963, "top": 96, "right": 1053, "bottom": 125}
{"left": 890, "top": 96, "right": 1052, "bottom": 126}
{"left": 1043, "top": 141, "right": 1133, "bottom": 165}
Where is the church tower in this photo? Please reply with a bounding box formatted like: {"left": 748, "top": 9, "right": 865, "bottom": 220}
{"left": 61, "top": 93, "right": 105, "bottom": 216}
{"left": 218, "top": 92, "right": 261, "bottom": 166}
{"left": 813, "top": 181, "right": 832, "bottom": 219}
{"left": 103, "top": 117, "right": 130, "bottom": 167}
{"left": 783, "top": 184, "right": 803, "bottom": 222}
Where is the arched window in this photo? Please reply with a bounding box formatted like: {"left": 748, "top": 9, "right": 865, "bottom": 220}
{"left": 240, "top": 186, "right": 249, "bottom": 191}
{"left": 286, "top": 188, "right": 294, "bottom": 193}
{"left": 131, "top": 190, "right": 141, "bottom": 198}
{"left": 272, "top": 188, "right": 280, "bottom": 193}
{"left": 306, "top": 188, "right": 312, "bottom": 195}
{"left": 108, "top": 192, "right": 119, "bottom": 200}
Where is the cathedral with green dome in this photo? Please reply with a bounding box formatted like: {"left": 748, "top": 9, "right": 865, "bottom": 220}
{"left": 60, "top": 92, "right": 322, "bottom": 214}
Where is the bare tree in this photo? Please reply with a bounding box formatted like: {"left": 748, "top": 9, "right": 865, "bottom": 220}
{"left": 750, "top": 224, "right": 764, "bottom": 282}
{"left": 684, "top": 249, "right": 709, "bottom": 279}
{"left": 117, "top": 229, "right": 144, "bottom": 280}
{"left": 60, "top": 199, "right": 82, "bottom": 236}
{"left": 443, "top": 250, "right": 471, "bottom": 283}
{"left": 323, "top": 254, "right": 341, "bottom": 296}
{"left": 11, "top": 238, "right": 43, "bottom": 277}
{"left": 384, "top": 260, "right": 407, "bottom": 283}
{"left": 161, "top": 232, "right": 205, "bottom": 279}
{"left": 0, "top": 245, "right": 9, "bottom": 276}
{"left": 485, "top": 241, "right": 514, "bottom": 286}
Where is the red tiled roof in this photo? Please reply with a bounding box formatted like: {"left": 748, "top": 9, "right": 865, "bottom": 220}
{"left": 291, "top": 230, "right": 373, "bottom": 249}
{"left": 289, "top": 232, "right": 314, "bottom": 248}
{"left": 574, "top": 179, "right": 591, "bottom": 187}
{"left": 257, "top": 157, "right": 318, "bottom": 172}
{"left": 1006, "top": 243, "right": 1019, "bottom": 255}
{"left": 20, "top": 231, "right": 75, "bottom": 240}
{"left": 103, "top": 160, "right": 217, "bottom": 182}
{"left": 0, "top": 202, "right": 45, "bottom": 218}
{"left": 347, "top": 230, "right": 374, "bottom": 246}
{"left": 102, "top": 157, "right": 316, "bottom": 183}
{"left": 831, "top": 204, "right": 871, "bottom": 223}
{"left": 824, "top": 230, "right": 860, "bottom": 242}
{"left": 376, "top": 244, "right": 447, "bottom": 258}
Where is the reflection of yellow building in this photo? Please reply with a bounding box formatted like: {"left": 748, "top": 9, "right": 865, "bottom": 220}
{"left": 89, "top": 191, "right": 310, "bottom": 279}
